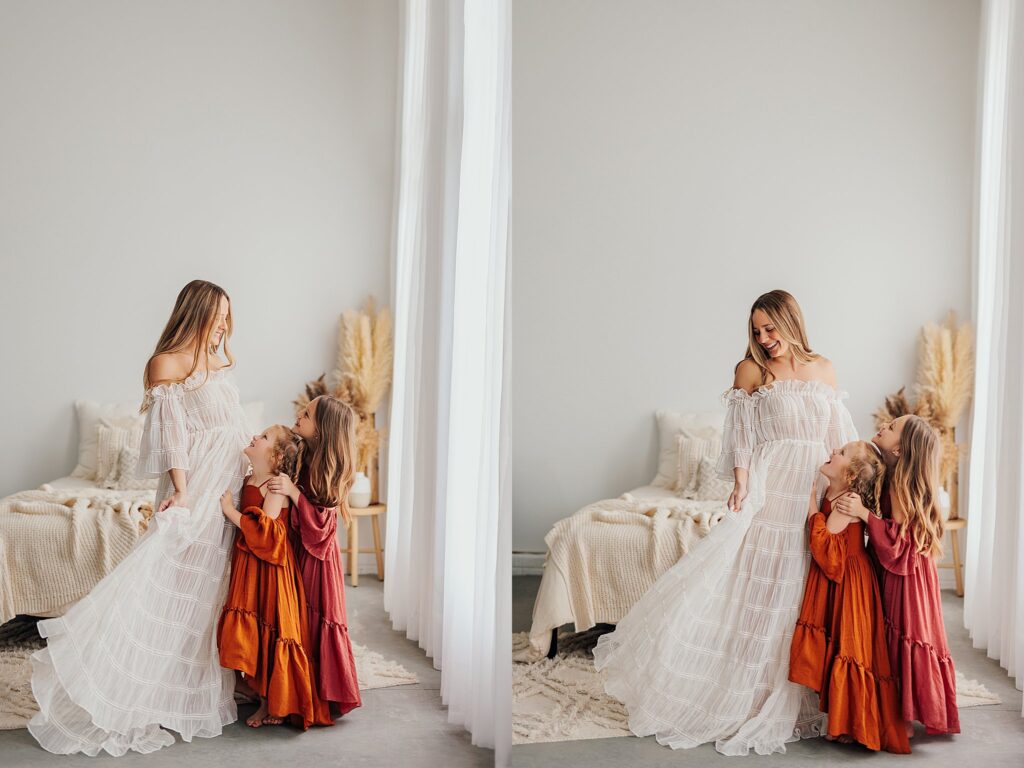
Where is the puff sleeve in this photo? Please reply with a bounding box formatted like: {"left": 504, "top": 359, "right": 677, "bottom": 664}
{"left": 139, "top": 386, "right": 191, "bottom": 477}
{"left": 808, "top": 513, "right": 848, "bottom": 583}
{"left": 237, "top": 506, "right": 290, "bottom": 565}
{"left": 716, "top": 389, "right": 755, "bottom": 479}
{"left": 825, "top": 391, "right": 858, "bottom": 454}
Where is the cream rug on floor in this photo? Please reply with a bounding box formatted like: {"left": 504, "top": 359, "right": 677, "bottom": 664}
{"left": 512, "top": 630, "right": 1002, "bottom": 745}
{"left": 0, "top": 616, "right": 417, "bottom": 730}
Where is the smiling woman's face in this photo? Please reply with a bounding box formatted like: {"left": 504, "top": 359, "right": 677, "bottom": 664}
{"left": 208, "top": 296, "right": 229, "bottom": 350}
{"left": 751, "top": 309, "right": 787, "bottom": 359}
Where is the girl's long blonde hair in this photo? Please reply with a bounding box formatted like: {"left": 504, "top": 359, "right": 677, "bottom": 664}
{"left": 891, "top": 415, "right": 945, "bottom": 557}
{"left": 142, "top": 280, "right": 233, "bottom": 408}
{"left": 299, "top": 396, "right": 358, "bottom": 526}
{"left": 744, "top": 290, "right": 820, "bottom": 384}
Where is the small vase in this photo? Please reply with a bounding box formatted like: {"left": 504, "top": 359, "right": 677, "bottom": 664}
{"left": 349, "top": 472, "right": 371, "bottom": 508}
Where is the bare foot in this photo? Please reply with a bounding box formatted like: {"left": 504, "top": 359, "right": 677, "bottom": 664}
{"left": 837, "top": 735, "right": 854, "bottom": 744}
{"left": 236, "top": 673, "right": 258, "bottom": 703}
{"left": 262, "top": 714, "right": 284, "bottom": 726}
{"left": 246, "top": 700, "right": 269, "bottom": 728}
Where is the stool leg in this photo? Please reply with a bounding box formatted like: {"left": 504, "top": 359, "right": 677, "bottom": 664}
{"left": 952, "top": 526, "right": 963, "bottom": 597}
{"left": 350, "top": 516, "right": 359, "bottom": 588}
{"left": 371, "top": 514, "right": 384, "bottom": 581}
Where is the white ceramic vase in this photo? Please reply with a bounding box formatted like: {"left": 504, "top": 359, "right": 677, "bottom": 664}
{"left": 349, "top": 471, "right": 371, "bottom": 508}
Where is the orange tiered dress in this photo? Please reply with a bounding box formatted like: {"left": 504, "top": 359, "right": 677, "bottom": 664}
{"left": 789, "top": 497, "right": 910, "bottom": 754}
{"left": 217, "top": 481, "right": 332, "bottom": 729}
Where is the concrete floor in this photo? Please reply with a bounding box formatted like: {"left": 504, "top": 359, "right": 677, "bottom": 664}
{"left": 1, "top": 578, "right": 491, "bottom": 768}
{"left": 513, "top": 574, "right": 1024, "bottom": 767}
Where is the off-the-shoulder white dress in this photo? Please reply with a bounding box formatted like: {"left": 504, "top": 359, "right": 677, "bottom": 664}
{"left": 29, "top": 368, "right": 249, "bottom": 756}
{"left": 593, "top": 379, "right": 857, "bottom": 756}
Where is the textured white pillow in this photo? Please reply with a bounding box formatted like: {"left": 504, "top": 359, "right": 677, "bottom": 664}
{"left": 694, "top": 455, "right": 734, "bottom": 501}
{"left": 677, "top": 435, "right": 721, "bottom": 496}
{"left": 107, "top": 446, "right": 159, "bottom": 490}
{"left": 96, "top": 422, "right": 145, "bottom": 485}
{"left": 73, "top": 400, "right": 144, "bottom": 480}
{"left": 653, "top": 410, "right": 725, "bottom": 488}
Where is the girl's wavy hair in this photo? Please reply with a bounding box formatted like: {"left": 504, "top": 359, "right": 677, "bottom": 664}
{"left": 142, "top": 280, "right": 233, "bottom": 410}
{"left": 842, "top": 441, "right": 887, "bottom": 518}
{"left": 299, "top": 395, "right": 358, "bottom": 526}
{"left": 891, "top": 415, "right": 945, "bottom": 557}
{"left": 267, "top": 426, "right": 303, "bottom": 480}
{"left": 742, "top": 290, "right": 821, "bottom": 384}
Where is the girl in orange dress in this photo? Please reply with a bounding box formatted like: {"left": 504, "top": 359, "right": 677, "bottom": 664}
{"left": 216, "top": 425, "right": 332, "bottom": 730}
{"left": 789, "top": 440, "right": 910, "bottom": 754}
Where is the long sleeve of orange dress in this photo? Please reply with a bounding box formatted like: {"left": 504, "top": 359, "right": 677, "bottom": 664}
{"left": 236, "top": 505, "right": 289, "bottom": 565}
{"left": 808, "top": 513, "right": 848, "bottom": 583}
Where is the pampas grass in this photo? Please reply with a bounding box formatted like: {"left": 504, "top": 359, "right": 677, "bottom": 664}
{"left": 292, "top": 298, "right": 394, "bottom": 475}
{"left": 917, "top": 312, "right": 974, "bottom": 430}
{"left": 874, "top": 313, "right": 974, "bottom": 514}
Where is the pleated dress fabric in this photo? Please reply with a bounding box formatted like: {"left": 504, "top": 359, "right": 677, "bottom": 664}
{"left": 288, "top": 468, "right": 361, "bottom": 716}
{"left": 29, "top": 367, "right": 249, "bottom": 756}
{"left": 866, "top": 491, "right": 960, "bottom": 735}
{"left": 216, "top": 482, "right": 332, "bottom": 729}
{"left": 788, "top": 498, "right": 910, "bottom": 753}
{"left": 593, "top": 379, "right": 857, "bottom": 756}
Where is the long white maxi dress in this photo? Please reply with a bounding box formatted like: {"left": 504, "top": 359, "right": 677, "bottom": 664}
{"left": 29, "top": 367, "right": 249, "bottom": 756}
{"left": 593, "top": 379, "right": 857, "bottom": 756}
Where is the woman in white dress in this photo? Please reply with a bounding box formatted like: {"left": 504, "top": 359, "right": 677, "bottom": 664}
{"left": 29, "top": 280, "right": 250, "bottom": 756}
{"left": 593, "top": 290, "right": 857, "bottom": 756}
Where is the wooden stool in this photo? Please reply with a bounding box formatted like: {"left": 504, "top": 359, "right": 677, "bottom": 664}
{"left": 938, "top": 518, "right": 966, "bottom": 597}
{"left": 344, "top": 504, "right": 385, "bottom": 587}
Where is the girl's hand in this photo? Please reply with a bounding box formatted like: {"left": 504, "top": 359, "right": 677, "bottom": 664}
{"left": 220, "top": 490, "right": 236, "bottom": 517}
{"left": 158, "top": 490, "right": 188, "bottom": 513}
{"left": 727, "top": 482, "right": 748, "bottom": 513}
{"left": 834, "top": 492, "right": 869, "bottom": 521}
{"left": 267, "top": 473, "right": 298, "bottom": 501}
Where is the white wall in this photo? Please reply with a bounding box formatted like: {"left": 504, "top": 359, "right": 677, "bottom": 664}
{"left": 510, "top": 0, "right": 980, "bottom": 555}
{"left": 0, "top": 0, "right": 400, "bottom": 546}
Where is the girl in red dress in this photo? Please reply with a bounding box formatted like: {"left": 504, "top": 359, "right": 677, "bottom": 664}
{"left": 789, "top": 440, "right": 910, "bottom": 753}
{"left": 267, "top": 395, "right": 362, "bottom": 717}
{"left": 217, "top": 425, "right": 332, "bottom": 729}
{"left": 836, "top": 415, "right": 960, "bottom": 739}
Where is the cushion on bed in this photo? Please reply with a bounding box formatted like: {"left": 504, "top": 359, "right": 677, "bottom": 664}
{"left": 72, "top": 400, "right": 143, "bottom": 480}
{"left": 693, "top": 454, "right": 733, "bottom": 501}
{"left": 653, "top": 410, "right": 724, "bottom": 488}
{"left": 677, "top": 435, "right": 721, "bottom": 496}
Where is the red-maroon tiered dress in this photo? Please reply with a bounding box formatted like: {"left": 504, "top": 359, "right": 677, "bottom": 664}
{"left": 289, "top": 466, "right": 362, "bottom": 716}
{"left": 865, "top": 490, "right": 960, "bottom": 735}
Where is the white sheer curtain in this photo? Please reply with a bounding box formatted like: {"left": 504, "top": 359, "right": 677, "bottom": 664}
{"left": 384, "top": 0, "right": 511, "bottom": 754}
{"left": 964, "top": 0, "right": 1024, "bottom": 712}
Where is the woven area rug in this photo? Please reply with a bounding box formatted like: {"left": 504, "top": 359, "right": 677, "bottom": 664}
{"left": 512, "top": 630, "right": 1002, "bottom": 745}
{"left": 0, "top": 616, "right": 417, "bottom": 730}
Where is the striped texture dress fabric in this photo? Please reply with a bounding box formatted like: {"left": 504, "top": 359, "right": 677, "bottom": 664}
{"left": 28, "top": 367, "right": 250, "bottom": 755}
{"left": 593, "top": 379, "right": 857, "bottom": 756}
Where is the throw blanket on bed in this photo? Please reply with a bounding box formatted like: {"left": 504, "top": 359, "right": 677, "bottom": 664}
{"left": 544, "top": 494, "right": 728, "bottom": 631}
{"left": 0, "top": 486, "right": 154, "bottom": 623}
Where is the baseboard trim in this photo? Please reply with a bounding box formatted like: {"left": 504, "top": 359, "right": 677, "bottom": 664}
{"left": 513, "top": 551, "right": 545, "bottom": 576}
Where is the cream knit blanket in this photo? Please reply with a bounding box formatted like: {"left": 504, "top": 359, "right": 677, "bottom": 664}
{"left": 0, "top": 486, "right": 154, "bottom": 623}
{"left": 544, "top": 494, "right": 728, "bottom": 631}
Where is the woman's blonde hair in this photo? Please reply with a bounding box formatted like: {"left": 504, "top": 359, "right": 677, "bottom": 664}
{"left": 744, "top": 290, "right": 820, "bottom": 384}
{"left": 891, "top": 415, "right": 945, "bottom": 557}
{"left": 299, "top": 395, "right": 358, "bottom": 526}
{"left": 842, "top": 441, "right": 887, "bottom": 517}
{"left": 142, "top": 280, "right": 233, "bottom": 407}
